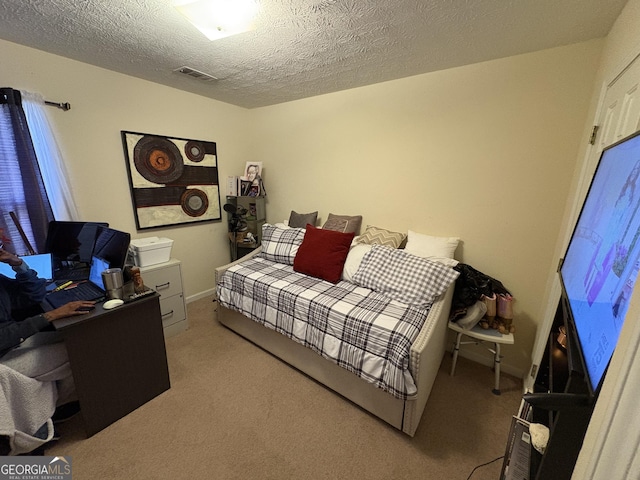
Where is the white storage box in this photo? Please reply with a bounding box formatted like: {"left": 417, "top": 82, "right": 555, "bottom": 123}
{"left": 129, "top": 236, "right": 174, "bottom": 267}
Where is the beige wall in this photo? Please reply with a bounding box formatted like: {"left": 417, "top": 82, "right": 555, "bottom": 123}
{"left": 1, "top": 39, "right": 251, "bottom": 299}
{"left": 250, "top": 40, "right": 603, "bottom": 376}
{"left": 2, "top": 37, "right": 604, "bottom": 376}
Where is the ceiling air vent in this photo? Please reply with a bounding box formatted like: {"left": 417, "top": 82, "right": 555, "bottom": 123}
{"left": 174, "top": 66, "right": 219, "bottom": 82}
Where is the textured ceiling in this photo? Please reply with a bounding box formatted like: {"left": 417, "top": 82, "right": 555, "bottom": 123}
{"left": 0, "top": 0, "right": 628, "bottom": 109}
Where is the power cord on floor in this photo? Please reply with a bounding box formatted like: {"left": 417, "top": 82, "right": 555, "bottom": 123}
{"left": 466, "top": 455, "right": 504, "bottom": 479}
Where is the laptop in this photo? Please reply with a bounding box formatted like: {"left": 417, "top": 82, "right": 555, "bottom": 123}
{"left": 45, "top": 256, "right": 110, "bottom": 309}
{"left": 0, "top": 253, "right": 53, "bottom": 281}
{"left": 54, "top": 265, "right": 91, "bottom": 282}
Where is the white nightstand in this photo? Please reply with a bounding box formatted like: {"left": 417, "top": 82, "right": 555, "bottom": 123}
{"left": 140, "top": 258, "right": 188, "bottom": 338}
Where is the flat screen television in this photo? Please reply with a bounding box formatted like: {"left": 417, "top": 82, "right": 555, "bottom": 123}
{"left": 559, "top": 129, "right": 640, "bottom": 395}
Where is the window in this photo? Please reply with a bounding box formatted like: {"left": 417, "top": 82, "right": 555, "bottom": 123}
{"left": 0, "top": 88, "right": 77, "bottom": 254}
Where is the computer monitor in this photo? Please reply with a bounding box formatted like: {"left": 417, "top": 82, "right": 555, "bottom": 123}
{"left": 92, "top": 227, "right": 131, "bottom": 269}
{"left": 45, "top": 221, "right": 108, "bottom": 265}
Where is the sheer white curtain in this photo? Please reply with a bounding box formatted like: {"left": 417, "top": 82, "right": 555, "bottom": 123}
{"left": 21, "top": 91, "right": 79, "bottom": 221}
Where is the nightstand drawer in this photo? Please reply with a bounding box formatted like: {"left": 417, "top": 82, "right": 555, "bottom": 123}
{"left": 142, "top": 264, "right": 182, "bottom": 299}
{"left": 160, "top": 293, "right": 186, "bottom": 328}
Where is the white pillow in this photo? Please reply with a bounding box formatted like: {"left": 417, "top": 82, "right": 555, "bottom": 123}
{"left": 342, "top": 243, "right": 373, "bottom": 282}
{"left": 404, "top": 230, "right": 460, "bottom": 266}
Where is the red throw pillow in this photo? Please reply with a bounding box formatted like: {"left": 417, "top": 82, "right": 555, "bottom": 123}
{"left": 293, "top": 224, "right": 355, "bottom": 283}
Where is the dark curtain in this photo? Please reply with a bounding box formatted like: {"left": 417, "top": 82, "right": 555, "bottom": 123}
{"left": 0, "top": 87, "right": 53, "bottom": 254}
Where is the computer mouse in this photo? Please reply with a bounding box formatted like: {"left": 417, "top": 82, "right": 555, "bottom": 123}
{"left": 103, "top": 299, "right": 124, "bottom": 310}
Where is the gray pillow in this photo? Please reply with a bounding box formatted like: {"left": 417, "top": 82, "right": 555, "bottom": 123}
{"left": 322, "top": 213, "right": 362, "bottom": 234}
{"left": 288, "top": 210, "right": 318, "bottom": 229}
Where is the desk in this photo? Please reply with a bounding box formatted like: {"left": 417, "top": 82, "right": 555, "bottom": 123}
{"left": 50, "top": 294, "right": 170, "bottom": 436}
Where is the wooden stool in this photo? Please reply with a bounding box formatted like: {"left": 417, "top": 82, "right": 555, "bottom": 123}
{"left": 448, "top": 321, "right": 514, "bottom": 395}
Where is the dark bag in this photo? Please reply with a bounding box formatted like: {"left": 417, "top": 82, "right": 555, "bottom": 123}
{"left": 450, "top": 263, "right": 510, "bottom": 319}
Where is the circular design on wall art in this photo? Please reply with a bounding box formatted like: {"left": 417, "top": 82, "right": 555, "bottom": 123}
{"left": 180, "top": 188, "right": 209, "bottom": 217}
{"left": 134, "top": 136, "right": 184, "bottom": 184}
{"left": 184, "top": 141, "right": 205, "bottom": 162}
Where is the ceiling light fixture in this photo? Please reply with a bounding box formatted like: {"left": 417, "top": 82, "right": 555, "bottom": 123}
{"left": 173, "top": 0, "right": 259, "bottom": 41}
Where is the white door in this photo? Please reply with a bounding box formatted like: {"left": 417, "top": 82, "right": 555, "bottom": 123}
{"left": 577, "top": 54, "right": 640, "bottom": 228}
{"left": 526, "top": 53, "right": 640, "bottom": 392}
{"left": 599, "top": 57, "right": 640, "bottom": 146}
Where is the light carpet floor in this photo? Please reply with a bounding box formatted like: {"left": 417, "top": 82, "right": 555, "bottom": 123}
{"left": 48, "top": 296, "right": 522, "bottom": 479}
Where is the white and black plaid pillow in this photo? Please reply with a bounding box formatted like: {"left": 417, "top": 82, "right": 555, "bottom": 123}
{"left": 353, "top": 245, "right": 459, "bottom": 308}
{"left": 260, "top": 224, "right": 306, "bottom": 265}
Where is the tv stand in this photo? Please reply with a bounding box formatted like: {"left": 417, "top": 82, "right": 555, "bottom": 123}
{"left": 501, "top": 304, "right": 595, "bottom": 480}
{"left": 523, "top": 392, "right": 592, "bottom": 410}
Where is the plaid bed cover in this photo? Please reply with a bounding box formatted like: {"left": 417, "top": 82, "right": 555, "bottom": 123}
{"left": 217, "top": 257, "right": 436, "bottom": 399}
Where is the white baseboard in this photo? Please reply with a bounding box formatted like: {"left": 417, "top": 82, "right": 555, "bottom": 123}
{"left": 186, "top": 288, "right": 216, "bottom": 304}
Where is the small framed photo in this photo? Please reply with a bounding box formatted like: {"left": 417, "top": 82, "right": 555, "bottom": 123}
{"left": 242, "top": 162, "right": 263, "bottom": 185}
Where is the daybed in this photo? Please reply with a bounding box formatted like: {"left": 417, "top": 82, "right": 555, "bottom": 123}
{"left": 215, "top": 222, "right": 459, "bottom": 437}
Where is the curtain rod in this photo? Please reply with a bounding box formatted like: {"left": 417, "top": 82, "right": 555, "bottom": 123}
{"left": 44, "top": 100, "right": 71, "bottom": 111}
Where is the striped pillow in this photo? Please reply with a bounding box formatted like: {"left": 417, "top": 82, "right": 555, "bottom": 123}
{"left": 356, "top": 225, "right": 406, "bottom": 249}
